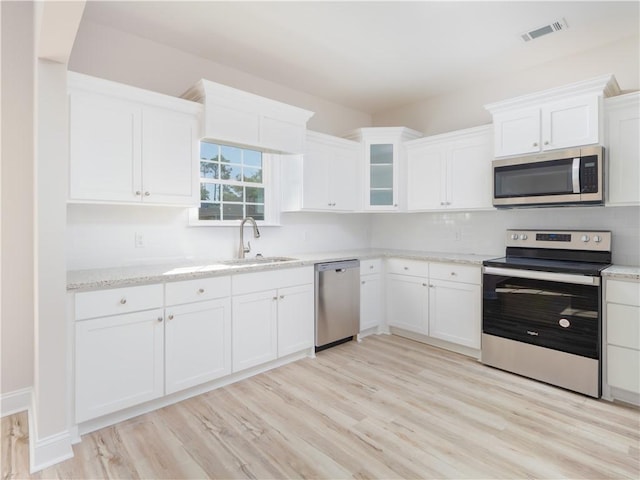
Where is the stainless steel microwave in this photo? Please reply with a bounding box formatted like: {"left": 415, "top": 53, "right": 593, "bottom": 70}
{"left": 492, "top": 146, "right": 604, "bottom": 208}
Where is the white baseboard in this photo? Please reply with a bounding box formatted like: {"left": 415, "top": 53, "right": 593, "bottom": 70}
{"left": 1, "top": 387, "right": 33, "bottom": 417}
{"left": 28, "top": 397, "right": 74, "bottom": 473}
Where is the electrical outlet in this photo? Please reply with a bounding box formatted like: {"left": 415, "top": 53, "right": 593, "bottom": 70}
{"left": 135, "top": 232, "right": 145, "bottom": 248}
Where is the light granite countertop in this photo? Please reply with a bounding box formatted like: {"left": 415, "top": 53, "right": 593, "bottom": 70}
{"left": 602, "top": 265, "right": 640, "bottom": 281}
{"left": 67, "top": 249, "right": 499, "bottom": 291}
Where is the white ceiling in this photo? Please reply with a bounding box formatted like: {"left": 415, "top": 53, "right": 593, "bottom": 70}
{"left": 80, "top": 1, "right": 639, "bottom": 114}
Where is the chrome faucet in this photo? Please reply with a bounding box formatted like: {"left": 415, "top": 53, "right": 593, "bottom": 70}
{"left": 238, "top": 217, "right": 260, "bottom": 259}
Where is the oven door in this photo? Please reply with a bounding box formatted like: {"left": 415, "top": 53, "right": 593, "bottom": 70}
{"left": 482, "top": 267, "right": 601, "bottom": 359}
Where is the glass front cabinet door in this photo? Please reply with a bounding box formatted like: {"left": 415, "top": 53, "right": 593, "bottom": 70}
{"left": 345, "top": 127, "right": 422, "bottom": 211}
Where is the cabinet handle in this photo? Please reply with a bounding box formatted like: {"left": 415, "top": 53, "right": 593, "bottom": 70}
{"left": 272, "top": 296, "right": 278, "bottom": 301}
{"left": 135, "top": 191, "right": 141, "bottom": 196}
{"left": 361, "top": 280, "right": 366, "bottom": 285}
{"left": 393, "top": 204, "right": 398, "bottom": 207}
{"left": 279, "top": 295, "right": 285, "bottom": 300}
{"left": 369, "top": 265, "right": 374, "bottom": 269}
{"left": 429, "top": 284, "right": 434, "bottom": 288}
{"left": 119, "top": 298, "right": 127, "bottom": 304}
{"left": 144, "top": 191, "right": 150, "bottom": 196}
{"left": 422, "top": 283, "right": 427, "bottom": 287}
{"left": 544, "top": 141, "right": 549, "bottom": 145}
{"left": 533, "top": 142, "right": 538, "bottom": 147}
{"left": 450, "top": 272, "right": 457, "bottom": 276}
{"left": 404, "top": 266, "right": 409, "bottom": 270}
{"left": 198, "top": 288, "right": 205, "bottom": 294}
{"left": 167, "top": 314, "right": 174, "bottom": 320}
{"left": 158, "top": 316, "right": 164, "bottom": 322}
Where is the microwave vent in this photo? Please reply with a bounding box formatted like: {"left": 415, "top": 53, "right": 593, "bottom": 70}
{"left": 521, "top": 18, "right": 568, "bottom": 42}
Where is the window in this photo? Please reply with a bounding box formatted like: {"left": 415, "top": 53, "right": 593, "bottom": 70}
{"left": 198, "top": 142, "right": 266, "bottom": 222}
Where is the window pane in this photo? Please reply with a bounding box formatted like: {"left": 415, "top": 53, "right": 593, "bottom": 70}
{"left": 220, "top": 164, "right": 242, "bottom": 181}
{"left": 200, "top": 161, "right": 218, "bottom": 179}
{"left": 222, "top": 185, "right": 243, "bottom": 201}
{"left": 223, "top": 203, "right": 244, "bottom": 220}
{"left": 243, "top": 167, "right": 263, "bottom": 183}
{"left": 200, "top": 142, "right": 220, "bottom": 161}
{"left": 201, "top": 184, "right": 220, "bottom": 202}
{"left": 245, "top": 186, "right": 264, "bottom": 203}
{"left": 199, "top": 203, "right": 221, "bottom": 220}
{"left": 221, "top": 145, "right": 241, "bottom": 164}
{"left": 243, "top": 149, "right": 262, "bottom": 168}
{"left": 370, "top": 144, "right": 393, "bottom": 165}
{"left": 246, "top": 204, "right": 264, "bottom": 220}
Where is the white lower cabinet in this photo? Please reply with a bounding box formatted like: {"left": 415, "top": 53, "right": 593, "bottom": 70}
{"left": 386, "top": 259, "right": 430, "bottom": 335}
{"left": 164, "top": 298, "right": 232, "bottom": 395}
{"left": 428, "top": 279, "right": 481, "bottom": 349}
{"left": 360, "top": 259, "right": 383, "bottom": 333}
{"left": 231, "top": 267, "right": 315, "bottom": 373}
{"left": 605, "top": 277, "right": 640, "bottom": 403}
{"left": 75, "top": 308, "right": 165, "bottom": 423}
{"left": 232, "top": 290, "right": 279, "bottom": 372}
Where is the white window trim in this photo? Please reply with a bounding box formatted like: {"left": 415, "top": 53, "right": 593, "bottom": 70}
{"left": 188, "top": 153, "right": 282, "bottom": 227}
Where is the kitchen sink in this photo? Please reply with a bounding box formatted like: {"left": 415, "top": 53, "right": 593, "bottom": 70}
{"left": 162, "top": 257, "right": 299, "bottom": 276}
{"left": 221, "top": 256, "right": 298, "bottom": 266}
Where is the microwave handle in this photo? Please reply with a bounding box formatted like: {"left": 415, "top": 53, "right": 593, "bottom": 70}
{"left": 572, "top": 158, "right": 580, "bottom": 193}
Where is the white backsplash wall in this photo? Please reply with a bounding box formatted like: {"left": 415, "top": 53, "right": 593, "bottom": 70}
{"left": 370, "top": 206, "right": 640, "bottom": 266}
{"left": 66, "top": 205, "right": 372, "bottom": 270}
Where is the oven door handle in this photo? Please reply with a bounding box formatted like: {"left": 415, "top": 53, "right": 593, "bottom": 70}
{"left": 483, "top": 266, "right": 600, "bottom": 286}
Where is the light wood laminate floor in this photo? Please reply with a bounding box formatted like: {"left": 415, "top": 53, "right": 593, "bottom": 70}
{"left": 3, "top": 334, "right": 639, "bottom": 479}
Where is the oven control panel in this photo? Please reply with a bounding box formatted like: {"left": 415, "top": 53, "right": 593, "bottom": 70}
{"left": 505, "top": 230, "right": 611, "bottom": 251}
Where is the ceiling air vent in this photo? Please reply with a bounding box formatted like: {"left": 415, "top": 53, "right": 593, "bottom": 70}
{"left": 520, "top": 18, "right": 568, "bottom": 42}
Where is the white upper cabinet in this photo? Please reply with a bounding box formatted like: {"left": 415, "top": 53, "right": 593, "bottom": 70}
{"left": 68, "top": 72, "right": 201, "bottom": 206}
{"left": 344, "top": 127, "right": 422, "bottom": 211}
{"left": 605, "top": 92, "right": 640, "bottom": 206}
{"left": 281, "top": 130, "right": 359, "bottom": 212}
{"left": 485, "top": 74, "right": 620, "bottom": 158}
{"left": 406, "top": 125, "right": 493, "bottom": 211}
{"left": 182, "top": 79, "right": 314, "bottom": 154}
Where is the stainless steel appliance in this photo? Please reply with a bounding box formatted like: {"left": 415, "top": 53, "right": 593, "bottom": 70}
{"left": 482, "top": 229, "right": 611, "bottom": 397}
{"left": 315, "top": 260, "right": 360, "bottom": 350}
{"left": 493, "top": 146, "right": 604, "bottom": 208}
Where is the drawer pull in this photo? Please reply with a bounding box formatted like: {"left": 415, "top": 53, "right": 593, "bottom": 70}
{"left": 158, "top": 316, "right": 164, "bottom": 322}
{"left": 404, "top": 266, "right": 409, "bottom": 270}
{"left": 198, "top": 288, "right": 205, "bottom": 294}
{"left": 450, "top": 272, "right": 457, "bottom": 276}
{"left": 369, "top": 265, "right": 374, "bottom": 269}
{"left": 120, "top": 298, "right": 127, "bottom": 305}
{"left": 361, "top": 280, "right": 366, "bottom": 285}
{"left": 167, "top": 314, "right": 174, "bottom": 320}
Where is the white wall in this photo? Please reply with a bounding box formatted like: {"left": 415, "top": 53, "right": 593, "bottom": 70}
{"left": 370, "top": 206, "right": 640, "bottom": 267}
{"left": 1, "top": 0, "right": 35, "bottom": 402}
{"left": 372, "top": 35, "right": 640, "bottom": 135}
{"left": 66, "top": 206, "right": 372, "bottom": 270}
{"left": 68, "top": 20, "right": 371, "bottom": 136}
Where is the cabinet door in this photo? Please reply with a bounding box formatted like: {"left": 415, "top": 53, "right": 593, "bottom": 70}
{"left": 366, "top": 141, "right": 397, "bottom": 209}
{"left": 386, "top": 274, "right": 429, "bottom": 334}
{"left": 360, "top": 274, "right": 383, "bottom": 331}
{"left": 232, "top": 290, "right": 278, "bottom": 372}
{"left": 141, "top": 107, "right": 199, "bottom": 206}
{"left": 165, "top": 299, "right": 232, "bottom": 395}
{"left": 541, "top": 95, "right": 599, "bottom": 151}
{"left": 330, "top": 144, "right": 358, "bottom": 211}
{"left": 447, "top": 134, "right": 493, "bottom": 210}
{"left": 277, "top": 284, "right": 314, "bottom": 357}
{"left": 69, "top": 92, "right": 141, "bottom": 202}
{"left": 407, "top": 144, "right": 446, "bottom": 210}
{"left": 493, "top": 108, "right": 540, "bottom": 157}
{"left": 429, "top": 279, "right": 481, "bottom": 349}
{"left": 75, "top": 309, "right": 164, "bottom": 423}
{"left": 301, "top": 141, "right": 331, "bottom": 210}
{"left": 607, "top": 97, "right": 640, "bottom": 205}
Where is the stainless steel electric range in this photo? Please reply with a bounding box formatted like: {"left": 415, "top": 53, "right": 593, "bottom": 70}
{"left": 482, "top": 229, "right": 612, "bottom": 397}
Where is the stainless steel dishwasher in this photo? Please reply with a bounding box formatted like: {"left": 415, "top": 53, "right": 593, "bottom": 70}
{"left": 315, "top": 259, "right": 360, "bottom": 350}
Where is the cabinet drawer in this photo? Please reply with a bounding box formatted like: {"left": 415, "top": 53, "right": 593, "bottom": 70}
{"left": 429, "top": 263, "right": 481, "bottom": 284}
{"left": 75, "top": 284, "right": 163, "bottom": 320}
{"left": 360, "top": 259, "right": 382, "bottom": 275}
{"left": 386, "top": 258, "right": 429, "bottom": 277}
{"left": 607, "top": 303, "right": 640, "bottom": 349}
{"left": 607, "top": 345, "right": 640, "bottom": 393}
{"left": 232, "top": 267, "right": 314, "bottom": 296}
{"left": 165, "top": 276, "right": 231, "bottom": 306}
{"left": 606, "top": 279, "right": 640, "bottom": 306}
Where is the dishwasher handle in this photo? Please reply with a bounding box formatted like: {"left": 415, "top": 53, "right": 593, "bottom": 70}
{"left": 315, "top": 259, "right": 360, "bottom": 272}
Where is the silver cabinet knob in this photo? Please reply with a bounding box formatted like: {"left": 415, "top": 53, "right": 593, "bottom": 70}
{"left": 135, "top": 191, "right": 141, "bottom": 196}
{"left": 369, "top": 265, "right": 374, "bottom": 269}
{"left": 279, "top": 295, "right": 285, "bottom": 300}
{"left": 361, "top": 280, "right": 366, "bottom": 285}
{"left": 198, "top": 288, "right": 205, "bottom": 294}
{"left": 167, "top": 314, "right": 174, "bottom": 320}
{"left": 120, "top": 298, "right": 127, "bottom": 304}
{"left": 404, "top": 266, "right": 409, "bottom": 270}
{"left": 422, "top": 283, "right": 427, "bottom": 287}
{"left": 450, "top": 271, "right": 456, "bottom": 276}
{"left": 157, "top": 316, "right": 163, "bottom": 322}
{"left": 544, "top": 141, "right": 549, "bottom": 145}
{"left": 533, "top": 142, "right": 538, "bottom": 147}
{"left": 272, "top": 296, "right": 278, "bottom": 301}
{"left": 144, "top": 191, "right": 150, "bottom": 196}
